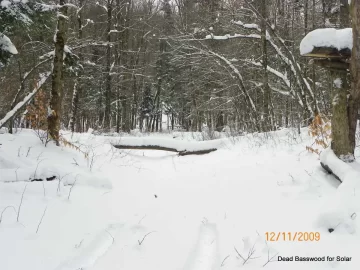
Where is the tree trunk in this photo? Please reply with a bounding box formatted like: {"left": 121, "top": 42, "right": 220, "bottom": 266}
{"left": 103, "top": 0, "right": 112, "bottom": 131}
{"left": 48, "top": 0, "right": 68, "bottom": 145}
{"left": 330, "top": 71, "right": 353, "bottom": 160}
{"left": 349, "top": 0, "right": 360, "bottom": 155}
{"left": 260, "top": 0, "right": 273, "bottom": 131}
{"left": 69, "top": 0, "right": 84, "bottom": 133}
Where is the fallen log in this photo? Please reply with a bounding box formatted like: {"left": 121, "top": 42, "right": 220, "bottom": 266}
{"left": 113, "top": 145, "right": 217, "bottom": 156}
{"left": 30, "top": 175, "right": 57, "bottom": 182}
{"left": 320, "top": 162, "right": 342, "bottom": 182}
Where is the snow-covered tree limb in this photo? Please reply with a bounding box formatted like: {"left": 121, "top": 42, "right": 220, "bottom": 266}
{"left": 0, "top": 72, "right": 51, "bottom": 128}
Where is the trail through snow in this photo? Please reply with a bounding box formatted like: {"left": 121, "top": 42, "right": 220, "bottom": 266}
{"left": 55, "top": 227, "right": 116, "bottom": 270}
{"left": 184, "top": 223, "right": 219, "bottom": 270}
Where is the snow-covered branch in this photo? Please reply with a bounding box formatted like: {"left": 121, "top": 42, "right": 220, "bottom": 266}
{"left": 0, "top": 72, "right": 51, "bottom": 128}
{"left": 205, "top": 33, "right": 261, "bottom": 40}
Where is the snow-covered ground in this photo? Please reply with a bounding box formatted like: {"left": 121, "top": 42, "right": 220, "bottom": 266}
{"left": 0, "top": 128, "right": 359, "bottom": 270}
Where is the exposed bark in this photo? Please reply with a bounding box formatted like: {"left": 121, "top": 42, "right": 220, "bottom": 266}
{"left": 320, "top": 162, "right": 341, "bottom": 182}
{"left": 330, "top": 71, "right": 353, "bottom": 160}
{"left": 349, "top": 0, "right": 360, "bottom": 154}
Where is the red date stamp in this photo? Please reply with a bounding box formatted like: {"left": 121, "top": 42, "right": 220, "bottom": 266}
{"left": 265, "top": 232, "right": 320, "bottom": 241}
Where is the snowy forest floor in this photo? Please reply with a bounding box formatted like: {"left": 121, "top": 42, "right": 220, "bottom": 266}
{"left": 0, "top": 128, "right": 359, "bottom": 270}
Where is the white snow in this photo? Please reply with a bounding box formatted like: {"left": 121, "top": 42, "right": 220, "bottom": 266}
{"left": 205, "top": 33, "right": 261, "bottom": 40}
{"left": 0, "top": 128, "right": 360, "bottom": 270}
{"left": 1, "top": 0, "right": 11, "bottom": 8}
{"left": 55, "top": 229, "right": 115, "bottom": 270}
{"left": 184, "top": 222, "right": 219, "bottom": 270}
{"left": 300, "top": 28, "right": 352, "bottom": 56}
{"left": 334, "top": 78, "right": 342, "bottom": 89}
{"left": 0, "top": 33, "right": 18, "bottom": 55}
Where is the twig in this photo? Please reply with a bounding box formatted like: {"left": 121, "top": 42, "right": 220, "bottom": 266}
{"left": 221, "top": 255, "right": 230, "bottom": 267}
{"left": 33, "top": 159, "right": 46, "bottom": 179}
{"left": 15, "top": 167, "right": 19, "bottom": 182}
{"left": 36, "top": 206, "right": 47, "bottom": 234}
{"left": 75, "top": 239, "right": 84, "bottom": 249}
{"left": 288, "top": 173, "right": 295, "bottom": 183}
{"left": 26, "top": 146, "right": 32, "bottom": 157}
{"left": 42, "top": 181, "right": 46, "bottom": 197}
{"left": 68, "top": 175, "right": 79, "bottom": 200}
{"left": 262, "top": 232, "right": 279, "bottom": 267}
{"left": 18, "top": 146, "right": 22, "bottom": 157}
{"left": 234, "top": 246, "right": 246, "bottom": 262}
{"left": 304, "top": 169, "right": 312, "bottom": 177}
{"left": 138, "top": 214, "right": 147, "bottom": 224}
{"left": 72, "top": 158, "right": 79, "bottom": 166}
{"left": 105, "top": 230, "right": 115, "bottom": 244}
{"left": 0, "top": 206, "right": 17, "bottom": 224}
{"left": 234, "top": 242, "right": 260, "bottom": 265}
{"left": 36, "top": 151, "right": 43, "bottom": 161}
{"left": 52, "top": 172, "right": 72, "bottom": 193}
{"left": 17, "top": 184, "right": 28, "bottom": 222}
{"left": 263, "top": 251, "right": 279, "bottom": 267}
{"left": 138, "top": 231, "right": 156, "bottom": 245}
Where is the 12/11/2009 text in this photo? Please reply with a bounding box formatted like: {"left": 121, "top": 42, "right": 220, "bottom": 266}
{"left": 265, "top": 232, "right": 320, "bottom": 241}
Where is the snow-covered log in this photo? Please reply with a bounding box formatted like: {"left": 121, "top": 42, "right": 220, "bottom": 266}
{"left": 317, "top": 148, "right": 360, "bottom": 233}
{"left": 320, "top": 148, "right": 357, "bottom": 181}
{"left": 112, "top": 138, "right": 224, "bottom": 156}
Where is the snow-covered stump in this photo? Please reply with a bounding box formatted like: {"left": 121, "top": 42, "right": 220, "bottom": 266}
{"left": 317, "top": 148, "right": 360, "bottom": 233}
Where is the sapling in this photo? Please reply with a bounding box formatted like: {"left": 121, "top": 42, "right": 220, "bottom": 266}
{"left": 17, "top": 184, "right": 28, "bottom": 222}
{"left": 138, "top": 231, "right": 156, "bottom": 245}
{"left": 68, "top": 175, "right": 79, "bottom": 200}
{"left": 0, "top": 206, "right": 17, "bottom": 224}
{"left": 36, "top": 206, "right": 47, "bottom": 234}
{"left": 234, "top": 242, "right": 261, "bottom": 266}
{"left": 221, "top": 255, "right": 230, "bottom": 267}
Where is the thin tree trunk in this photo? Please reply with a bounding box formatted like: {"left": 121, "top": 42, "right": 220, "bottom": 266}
{"left": 69, "top": 0, "right": 84, "bottom": 133}
{"left": 349, "top": 0, "right": 360, "bottom": 156}
{"left": 260, "top": 0, "right": 272, "bottom": 131}
{"left": 104, "top": 0, "right": 113, "bottom": 131}
{"left": 48, "top": 0, "right": 68, "bottom": 145}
